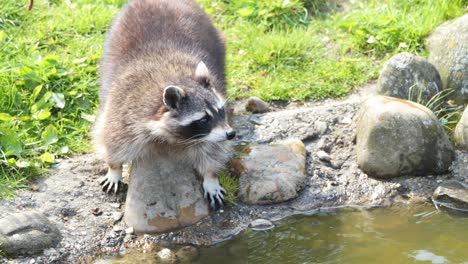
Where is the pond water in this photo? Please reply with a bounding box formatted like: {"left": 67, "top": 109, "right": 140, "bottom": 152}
{"left": 103, "top": 203, "right": 468, "bottom": 264}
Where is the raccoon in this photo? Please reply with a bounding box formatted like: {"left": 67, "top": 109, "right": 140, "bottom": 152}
{"left": 92, "top": 0, "right": 235, "bottom": 209}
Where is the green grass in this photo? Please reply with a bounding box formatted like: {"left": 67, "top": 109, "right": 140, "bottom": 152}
{"left": 0, "top": 0, "right": 465, "bottom": 198}
{"left": 218, "top": 171, "right": 240, "bottom": 206}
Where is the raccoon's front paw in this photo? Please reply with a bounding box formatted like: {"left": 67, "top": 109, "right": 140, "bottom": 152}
{"left": 203, "top": 177, "right": 227, "bottom": 210}
{"left": 100, "top": 169, "right": 123, "bottom": 194}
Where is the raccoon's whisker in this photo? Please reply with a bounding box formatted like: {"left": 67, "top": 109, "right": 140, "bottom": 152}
{"left": 174, "top": 134, "right": 209, "bottom": 146}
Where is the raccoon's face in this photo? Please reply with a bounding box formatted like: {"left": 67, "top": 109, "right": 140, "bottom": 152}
{"left": 150, "top": 61, "right": 236, "bottom": 143}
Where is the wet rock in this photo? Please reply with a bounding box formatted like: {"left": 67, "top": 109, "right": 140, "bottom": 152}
{"left": 454, "top": 107, "right": 468, "bottom": 150}
{"left": 356, "top": 96, "right": 454, "bottom": 178}
{"left": 176, "top": 246, "right": 199, "bottom": 263}
{"left": 0, "top": 211, "right": 62, "bottom": 256}
{"left": 245, "top": 96, "right": 270, "bottom": 113}
{"left": 377, "top": 52, "right": 443, "bottom": 103}
{"left": 238, "top": 139, "right": 307, "bottom": 204}
{"left": 124, "top": 148, "right": 209, "bottom": 234}
{"left": 427, "top": 14, "right": 468, "bottom": 104}
{"left": 432, "top": 180, "right": 468, "bottom": 214}
{"left": 249, "top": 219, "right": 274, "bottom": 231}
{"left": 157, "top": 248, "right": 177, "bottom": 264}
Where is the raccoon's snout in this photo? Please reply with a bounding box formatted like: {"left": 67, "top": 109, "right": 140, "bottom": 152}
{"left": 226, "top": 130, "right": 236, "bottom": 140}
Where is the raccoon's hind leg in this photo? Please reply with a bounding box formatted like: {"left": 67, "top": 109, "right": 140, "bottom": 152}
{"left": 100, "top": 162, "right": 123, "bottom": 194}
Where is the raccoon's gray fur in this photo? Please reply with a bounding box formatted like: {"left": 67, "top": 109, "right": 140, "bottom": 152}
{"left": 92, "top": 0, "right": 235, "bottom": 208}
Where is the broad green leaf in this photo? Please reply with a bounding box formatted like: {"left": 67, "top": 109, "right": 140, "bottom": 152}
{"left": 0, "top": 129, "right": 22, "bottom": 157}
{"left": 0, "top": 113, "right": 13, "bottom": 121}
{"left": 42, "top": 125, "right": 59, "bottom": 145}
{"left": 34, "top": 110, "right": 51, "bottom": 120}
{"left": 237, "top": 8, "right": 254, "bottom": 17}
{"left": 40, "top": 152, "right": 55, "bottom": 163}
{"left": 50, "top": 93, "right": 66, "bottom": 109}
{"left": 31, "top": 84, "right": 43, "bottom": 102}
{"left": 31, "top": 92, "right": 52, "bottom": 114}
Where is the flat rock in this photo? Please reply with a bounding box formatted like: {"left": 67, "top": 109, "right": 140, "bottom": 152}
{"left": 249, "top": 219, "right": 274, "bottom": 231}
{"left": 454, "top": 106, "right": 468, "bottom": 150}
{"left": 432, "top": 180, "right": 468, "bottom": 214}
{"left": 427, "top": 14, "right": 468, "bottom": 104}
{"left": 377, "top": 52, "right": 443, "bottom": 103}
{"left": 356, "top": 96, "right": 454, "bottom": 178}
{"left": 0, "top": 211, "right": 61, "bottom": 256}
{"left": 238, "top": 139, "right": 307, "bottom": 205}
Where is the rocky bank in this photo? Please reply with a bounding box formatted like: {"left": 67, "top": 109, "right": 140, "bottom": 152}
{"left": 0, "top": 83, "right": 467, "bottom": 263}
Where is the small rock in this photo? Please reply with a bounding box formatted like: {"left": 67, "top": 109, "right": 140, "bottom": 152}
{"left": 432, "top": 180, "right": 468, "bottom": 214}
{"left": 109, "top": 203, "right": 120, "bottom": 208}
{"left": 157, "top": 248, "right": 178, "bottom": 264}
{"left": 112, "top": 225, "right": 124, "bottom": 232}
{"left": 176, "top": 246, "right": 199, "bottom": 263}
{"left": 89, "top": 208, "right": 102, "bottom": 216}
{"left": 125, "top": 227, "right": 134, "bottom": 234}
{"left": 454, "top": 107, "right": 468, "bottom": 150}
{"left": 112, "top": 212, "right": 123, "bottom": 222}
{"left": 316, "top": 150, "right": 331, "bottom": 162}
{"left": 238, "top": 139, "right": 307, "bottom": 205}
{"left": 0, "top": 211, "right": 62, "bottom": 256}
{"left": 340, "top": 116, "right": 353, "bottom": 125}
{"left": 245, "top": 96, "right": 270, "bottom": 113}
{"left": 377, "top": 52, "right": 443, "bottom": 104}
{"left": 314, "top": 121, "right": 328, "bottom": 135}
{"left": 249, "top": 219, "right": 274, "bottom": 231}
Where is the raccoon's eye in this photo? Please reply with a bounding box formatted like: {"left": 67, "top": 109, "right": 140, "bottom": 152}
{"left": 197, "top": 115, "right": 209, "bottom": 125}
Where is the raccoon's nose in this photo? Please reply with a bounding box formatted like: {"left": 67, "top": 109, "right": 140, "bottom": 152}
{"left": 226, "top": 130, "right": 236, "bottom": 140}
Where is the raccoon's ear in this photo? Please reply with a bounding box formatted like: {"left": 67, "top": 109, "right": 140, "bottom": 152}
{"left": 163, "top": 86, "right": 185, "bottom": 110}
{"left": 194, "top": 61, "right": 210, "bottom": 87}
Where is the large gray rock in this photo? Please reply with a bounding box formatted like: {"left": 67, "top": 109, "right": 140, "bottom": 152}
{"left": 377, "top": 52, "right": 443, "bottom": 103}
{"left": 427, "top": 14, "right": 468, "bottom": 104}
{"left": 0, "top": 211, "right": 61, "bottom": 256}
{"left": 124, "top": 148, "right": 209, "bottom": 234}
{"left": 356, "top": 96, "right": 454, "bottom": 178}
{"left": 237, "top": 139, "right": 307, "bottom": 205}
{"left": 454, "top": 106, "right": 468, "bottom": 150}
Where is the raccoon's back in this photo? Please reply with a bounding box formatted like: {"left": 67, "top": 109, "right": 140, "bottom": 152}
{"left": 99, "top": 0, "right": 225, "bottom": 104}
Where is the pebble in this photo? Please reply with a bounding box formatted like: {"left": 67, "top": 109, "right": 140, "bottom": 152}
{"left": 249, "top": 219, "right": 274, "bottom": 231}
{"left": 316, "top": 150, "right": 332, "bottom": 162}
{"left": 125, "top": 227, "right": 134, "bottom": 234}
{"left": 110, "top": 203, "right": 120, "bottom": 208}
{"left": 112, "top": 212, "right": 123, "bottom": 222}
{"left": 157, "top": 248, "right": 177, "bottom": 263}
